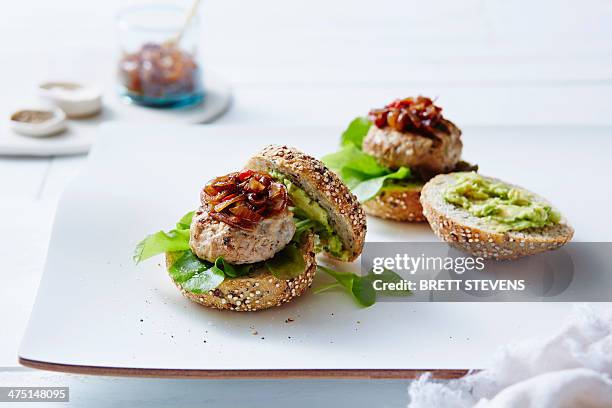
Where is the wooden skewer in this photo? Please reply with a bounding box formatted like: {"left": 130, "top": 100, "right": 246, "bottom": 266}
{"left": 170, "top": 0, "right": 202, "bottom": 45}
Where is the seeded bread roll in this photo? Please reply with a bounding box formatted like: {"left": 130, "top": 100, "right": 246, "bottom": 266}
{"left": 420, "top": 173, "right": 574, "bottom": 260}
{"left": 246, "top": 145, "right": 366, "bottom": 262}
{"left": 363, "top": 183, "right": 426, "bottom": 222}
{"left": 166, "top": 232, "right": 316, "bottom": 312}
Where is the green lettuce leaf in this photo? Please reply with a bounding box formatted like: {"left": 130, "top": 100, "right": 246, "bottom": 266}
{"left": 168, "top": 250, "right": 211, "bottom": 283}
{"left": 350, "top": 166, "right": 410, "bottom": 202}
{"left": 164, "top": 252, "right": 254, "bottom": 294}
{"left": 181, "top": 268, "right": 225, "bottom": 294}
{"left": 167, "top": 250, "right": 224, "bottom": 294}
{"left": 215, "top": 257, "right": 254, "bottom": 278}
{"left": 176, "top": 211, "right": 195, "bottom": 230}
{"left": 171, "top": 245, "right": 305, "bottom": 294}
{"left": 134, "top": 211, "right": 194, "bottom": 263}
{"left": 323, "top": 145, "right": 388, "bottom": 179}
{"left": 134, "top": 229, "right": 191, "bottom": 263}
{"left": 317, "top": 266, "right": 410, "bottom": 307}
{"left": 264, "top": 243, "right": 306, "bottom": 279}
{"left": 323, "top": 117, "right": 414, "bottom": 202}
{"left": 341, "top": 117, "right": 372, "bottom": 149}
{"left": 322, "top": 145, "right": 411, "bottom": 202}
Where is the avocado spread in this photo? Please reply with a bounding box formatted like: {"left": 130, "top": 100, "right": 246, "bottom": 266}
{"left": 443, "top": 172, "right": 561, "bottom": 232}
{"left": 271, "top": 171, "right": 350, "bottom": 260}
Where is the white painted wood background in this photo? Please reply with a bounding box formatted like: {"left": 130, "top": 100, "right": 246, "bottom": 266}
{"left": 0, "top": 0, "right": 611, "bottom": 406}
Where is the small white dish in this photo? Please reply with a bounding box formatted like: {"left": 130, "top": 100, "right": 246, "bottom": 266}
{"left": 0, "top": 71, "right": 231, "bottom": 156}
{"left": 9, "top": 108, "right": 67, "bottom": 137}
{"left": 38, "top": 81, "right": 103, "bottom": 118}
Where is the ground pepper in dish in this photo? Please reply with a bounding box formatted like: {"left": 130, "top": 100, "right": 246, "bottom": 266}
{"left": 11, "top": 110, "right": 54, "bottom": 124}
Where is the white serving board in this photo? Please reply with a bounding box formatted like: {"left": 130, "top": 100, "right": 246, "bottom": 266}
{"left": 19, "top": 124, "right": 612, "bottom": 375}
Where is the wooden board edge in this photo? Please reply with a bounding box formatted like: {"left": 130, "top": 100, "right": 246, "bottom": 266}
{"left": 19, "top": 357, "right": 472, "bottom": 380}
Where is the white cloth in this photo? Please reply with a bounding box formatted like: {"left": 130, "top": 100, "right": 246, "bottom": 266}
{"left": 408, "top": 305, "right": 612, "bottom": 408}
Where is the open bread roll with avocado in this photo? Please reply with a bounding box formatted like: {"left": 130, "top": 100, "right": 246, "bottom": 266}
{"left": 421, "top": 172, "right": 574, "bottom": 260}
{"left": 323, "top": 96, "right": 476, "bottom": 222}
{"left": 135, "top": 145, "right": 366, "bottom": 312}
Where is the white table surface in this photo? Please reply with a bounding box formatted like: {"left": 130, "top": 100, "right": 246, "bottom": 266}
{"left": 1, "top": 0, "right": 611, "bottom": 406}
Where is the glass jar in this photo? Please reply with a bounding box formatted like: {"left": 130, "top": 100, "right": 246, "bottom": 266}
{"left": 116, "top": 5, "right": 204, "bottom": 108}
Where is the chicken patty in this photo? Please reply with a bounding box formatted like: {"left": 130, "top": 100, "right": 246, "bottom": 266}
{"left": 189, "top": 207, "right": 296, "bottom": 264}
{"left": 362, "top": 119, "right": 462, "bottom": 179}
